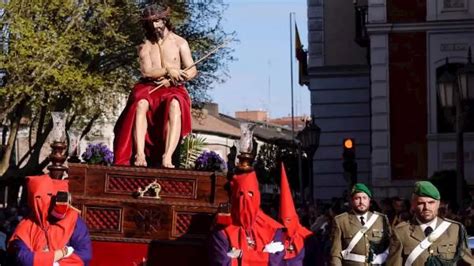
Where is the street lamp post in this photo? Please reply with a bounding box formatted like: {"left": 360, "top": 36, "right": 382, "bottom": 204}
{"left": 297, "top": 117, "right": 321, "bottom": 203}
{"left": 437, "top": 48, "right": 474, "bottom": 207}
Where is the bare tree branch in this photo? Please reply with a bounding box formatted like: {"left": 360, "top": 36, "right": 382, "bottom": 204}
{"left": 0, "top": 100, "right": 26, "bottom": 177}
{"left": 81, "top": 113, "right": 101, "bottom": 140}
{"left": 0, "top": 96, "right": 26, "bottom": 123}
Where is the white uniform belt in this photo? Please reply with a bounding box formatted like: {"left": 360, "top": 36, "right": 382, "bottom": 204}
{"left": 341, "top": 213, "right": 381, "bottom": 263}
{"left": 341, "top": 248, "right": 389, "bottom": 263}
{"left": 343, "top": 252, "right": 366, "bottom": 263}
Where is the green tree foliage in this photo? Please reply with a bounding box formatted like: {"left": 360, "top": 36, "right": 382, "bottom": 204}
{"left": 254, "top": 143, "right": 279, "bottom": 184}
{"left": 0, "top": 0, "right": 235, "bottom": 178}
{"left": 254, "top": 143, "right": 300, "bottom": 190}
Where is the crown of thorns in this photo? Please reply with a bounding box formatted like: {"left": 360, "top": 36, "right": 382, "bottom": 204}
{"left": 141, "top": 6, "right": 171, "bottom": 21}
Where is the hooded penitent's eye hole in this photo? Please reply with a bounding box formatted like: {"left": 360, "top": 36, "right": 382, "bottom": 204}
{"left": 47, "top": 193, "right": 53, "bottom": 197}
{"left": 248, "top": 191, "right": 254, "bottom": 197}
{"left": 239, "top": 191, "right": 244, "bottom": 196}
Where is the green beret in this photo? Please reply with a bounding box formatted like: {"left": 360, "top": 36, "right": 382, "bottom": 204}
{"left": 351, "top": 183, "right": 372, "bottom": 198}
{"left": 413, "top": 181, "right": 440, "bottom": 200}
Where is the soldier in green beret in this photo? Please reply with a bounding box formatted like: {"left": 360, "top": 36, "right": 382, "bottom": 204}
{"left": 386, "top": 181, "right": 474, "bottom": 265}
{"left": 330, "top": 183, "right": 391, "bottom": 265}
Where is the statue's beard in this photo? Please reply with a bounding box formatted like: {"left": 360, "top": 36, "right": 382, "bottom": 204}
{"left": 155, "top": 28, "right": 164, "bottom": 39}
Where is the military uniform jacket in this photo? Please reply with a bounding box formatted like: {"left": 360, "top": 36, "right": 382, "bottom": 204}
{"left": 386, "top": 217, "right": 474, "bottom": 266}
{"left": 330, "top": 211, "right": 391, "bottom": 266}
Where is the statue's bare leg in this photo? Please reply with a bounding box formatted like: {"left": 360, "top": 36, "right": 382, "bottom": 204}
{"left": 162, "top": 99, "right": 181, "bottom": 168}
{"left": 133, "top": 99, "right": 149, "bottom": 167}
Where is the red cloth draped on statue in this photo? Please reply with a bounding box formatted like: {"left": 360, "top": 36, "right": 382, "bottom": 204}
{"left": 114, "top": 82, "right": 192, "bottom": 166}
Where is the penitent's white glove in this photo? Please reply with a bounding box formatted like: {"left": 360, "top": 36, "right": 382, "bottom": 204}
{"left": 263, "top": 241, "right": 284, "bottom": 254}
{"left": 226, "top": 247, "right": 242, "bottom": 258}
{"left": 63, "top": 246, "right": 75, "bottom": 258}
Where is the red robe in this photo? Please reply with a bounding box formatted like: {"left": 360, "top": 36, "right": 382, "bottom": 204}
{"left": 280, "top": 164, "right": 312, "bottom": 261}
{"left": 114, "top": 82, "right": 192, "bottom": 166}
{"left": 9, "top": 175, "right": 84, "bottom": 266}
{"left": 225, "top": 171, "right": 284, "bottom": 266}
{"left": 224, "top": 211, "right": 283, "bottom": 266}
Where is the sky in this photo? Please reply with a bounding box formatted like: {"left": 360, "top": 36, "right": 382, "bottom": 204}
{"left": 211, "top": 0, "right": 309, "bottom": 119}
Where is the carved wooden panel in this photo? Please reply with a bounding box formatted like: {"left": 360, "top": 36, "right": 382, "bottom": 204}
{"left": 171, "top": 210, "right": 214, "bottom": 239}
{"left": 67, "top": 164, "right": 86, "bottom": 195}
{"left": 68, "top": 164, "right": 228, "bottom": 244}
{"left": 84, "top": 206, "right": 123, "bottom": 233}
{"left": 105, "top": 174, "right": 197, "bottom": 199}
{"left": 133, "top": 208, "right": 163, "bottom": 235}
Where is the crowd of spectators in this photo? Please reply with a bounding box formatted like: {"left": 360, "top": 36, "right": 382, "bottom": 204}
{"left": 0, "top": 205, "right": 29, "bottom": 264}
{"left": 1, "top": 188, "right": 474, "bottom": 264}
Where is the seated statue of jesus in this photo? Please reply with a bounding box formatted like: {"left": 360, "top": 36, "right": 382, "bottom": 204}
{"left": 113, "top": 5, "right": 197, "bottom": 168}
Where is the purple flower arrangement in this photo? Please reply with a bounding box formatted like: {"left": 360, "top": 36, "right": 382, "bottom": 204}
{"left": 195, "top": 151, "right": 226, "bottom": 172}
{"left": 82, "top": 143, "right": 114, "bottom": 165}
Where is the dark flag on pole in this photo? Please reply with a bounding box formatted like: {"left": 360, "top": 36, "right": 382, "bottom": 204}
{"left": 295, "top": 23, "right": 308, "bottom": 86}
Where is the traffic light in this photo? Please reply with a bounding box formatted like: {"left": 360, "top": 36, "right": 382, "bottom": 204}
{"left": 342, "top": 138, "right": 357, "bottom": 186}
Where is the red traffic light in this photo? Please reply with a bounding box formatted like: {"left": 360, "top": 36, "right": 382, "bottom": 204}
{"left": 343, "top": 138, "right": 354, "bottom": 149}
{"left": 342, "top": 138, "right": 357, "bottom": 185}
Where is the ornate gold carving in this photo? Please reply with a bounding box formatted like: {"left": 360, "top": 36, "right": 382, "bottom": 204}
{"left": 136, "top": 180, "right": 162, "bottom": 199}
